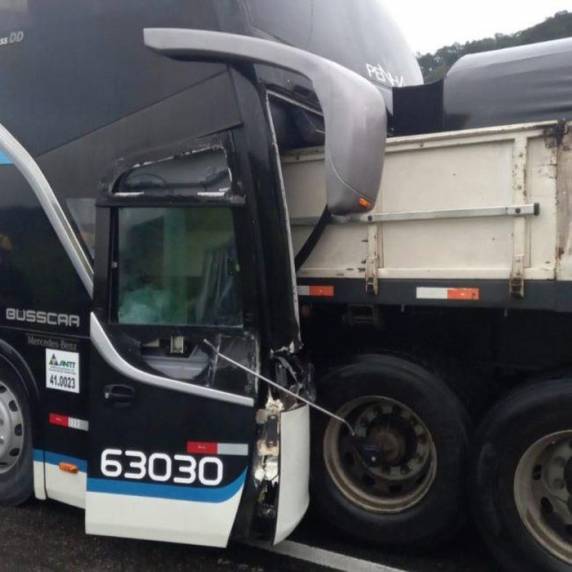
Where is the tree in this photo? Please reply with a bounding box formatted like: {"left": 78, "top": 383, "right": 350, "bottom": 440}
{"left": 418, "top": 11, "right": 572, "bottom": 82}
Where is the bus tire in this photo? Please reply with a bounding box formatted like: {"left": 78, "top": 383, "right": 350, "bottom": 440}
{"left": 472, "top": 379, "right": 572, "bottom": 572}
{"left": 0, "top": 360, "right": 33, "bottom": 506}
{"left": 311, "top": 354, "right": 470, "bottom": 547}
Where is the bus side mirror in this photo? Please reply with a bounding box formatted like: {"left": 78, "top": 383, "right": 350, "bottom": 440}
{"left": 143, "top": 28, "right": 387, "bottom": 216}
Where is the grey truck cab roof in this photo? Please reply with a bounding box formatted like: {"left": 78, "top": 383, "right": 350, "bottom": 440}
{"left": 444, "top": 37, "right": 572, "bottom": 130}
{"left": 393, "top": 37, "right": 572, "bottom": 135}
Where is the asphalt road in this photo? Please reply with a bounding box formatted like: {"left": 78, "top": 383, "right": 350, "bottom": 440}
{"left": 0, "top": 500, "right": 497, "bottom": 571}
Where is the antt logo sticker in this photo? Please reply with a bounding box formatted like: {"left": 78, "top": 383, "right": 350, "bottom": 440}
{"left": 46, "top": 349, "right": 80, "bottom": 394}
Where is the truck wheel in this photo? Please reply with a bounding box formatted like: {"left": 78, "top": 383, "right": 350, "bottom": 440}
{"left": 0, "top": 366, "right": 33, "bottom": 506}
{"left": 311, "top": 355, "right": 470, "bottom": 547}
{"left": 472, "top": 380, "right": 572, "bottom": 572}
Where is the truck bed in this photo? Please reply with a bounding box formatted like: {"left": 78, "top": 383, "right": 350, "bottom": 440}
{"left": 283, "top": 121, "right": 572, "bottom": 311}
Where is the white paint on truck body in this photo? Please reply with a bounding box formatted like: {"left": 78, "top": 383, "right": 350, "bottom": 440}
{"left": 283, "top": 121, "right": 572, "bottom": 284}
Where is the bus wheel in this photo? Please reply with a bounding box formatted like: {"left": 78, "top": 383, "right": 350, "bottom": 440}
{"left": 311, "top": 354, "right": 470, "bottom": 547}
{"left": 472, "top": 380, "right": 572, "bottom": 572}
{"left": 0, "top": 368, "right": 33, "bottom": 506}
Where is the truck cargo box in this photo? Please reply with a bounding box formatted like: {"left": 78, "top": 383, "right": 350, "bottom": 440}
{"left": 284, "top": 121, "right": 572, "bottom": 311}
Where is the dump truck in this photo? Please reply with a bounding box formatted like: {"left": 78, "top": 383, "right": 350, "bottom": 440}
{"left": 0, "top": 2, "right": 571, "bottom": 572}
{"left": 282, "top": 36, "right": 572, "bottom": 572}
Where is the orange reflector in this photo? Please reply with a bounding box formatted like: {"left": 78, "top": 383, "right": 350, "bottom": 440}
{"left": 59, "top": 462, "right": 79, "bottom": 474}
{"left": 447, "top": 288, "right": 480, "bottom": 301}
{"left": 309, "top": 285, "right": 335, "bottom": 297}
{"left": 358, "top": 197, "right": 371, "bottom": 209}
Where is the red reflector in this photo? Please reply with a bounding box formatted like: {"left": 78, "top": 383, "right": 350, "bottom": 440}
{"left": 186, "top": 441, "right": 218, "bottom": 455}
{"left": 309, "top": 285, "right": 335, "bottom": 298}
{"left": 447, "top": 288, "right": 480, "bottom": 301}
{"left": 49, "top": 413, "right": 69, "bottom": 427}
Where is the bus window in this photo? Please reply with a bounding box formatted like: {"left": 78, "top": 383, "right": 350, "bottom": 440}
{"left": 117, "top": 207, "right": 242, "bottom": 327}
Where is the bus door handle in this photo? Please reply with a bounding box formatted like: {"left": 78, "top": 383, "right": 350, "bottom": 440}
{"left": 103, "top": 384, "right": 135, "bottom": 407}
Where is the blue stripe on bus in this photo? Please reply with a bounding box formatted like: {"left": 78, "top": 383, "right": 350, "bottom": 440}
{"left": 87, "top": 470, "right": 246, "bottom": 504}
{"left": 0, "top": 151, "right": 12, "bottom": 165}
{"left": 34, "top": 450, "right": 244, "bottom": 503}
{"left": 34, "top": 449, "right": 88, "bottom": 472}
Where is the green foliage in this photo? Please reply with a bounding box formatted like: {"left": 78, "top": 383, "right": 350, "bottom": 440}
{"left": 418, "top": 11, "right": 572, "bottom": 82}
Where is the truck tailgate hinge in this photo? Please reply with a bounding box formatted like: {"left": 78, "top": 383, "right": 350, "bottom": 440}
{"left": 510, "top": 136, "right": 529, "bottom": 300}
{"left": 365, "top": 223, "right": 380, "bottom": 296}
{"left": 510, "top": 254, "right": 525, "bottom": 299}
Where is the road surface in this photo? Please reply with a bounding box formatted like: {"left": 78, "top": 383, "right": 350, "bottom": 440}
{"left": 0, "top": 501, "right": 497, "bottom": 571}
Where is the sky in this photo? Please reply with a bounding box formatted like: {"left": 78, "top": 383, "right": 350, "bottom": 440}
{"left": 383, "top": 0, "right": 572, "bottom": 54}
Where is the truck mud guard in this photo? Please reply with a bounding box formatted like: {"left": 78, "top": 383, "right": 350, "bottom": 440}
{"left": 143, "top": 28, "right": 387, "bottom": 216}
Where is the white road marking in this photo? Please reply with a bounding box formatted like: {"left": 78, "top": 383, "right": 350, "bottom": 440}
{"left": 248, "top": 540, "right": 409, "bottom": 572}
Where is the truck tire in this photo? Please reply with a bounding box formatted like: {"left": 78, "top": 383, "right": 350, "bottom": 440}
{"left": 311, "top": 354, "right": 470, "bottom": 547}
{"left": 353, "top": 348, "right": 494, "bottom": 419}
{"left": 472, "top": 380, "right": 572, "bottom": 572}
{"left": 0, "top": 361, "right": 33, "bottom": 506}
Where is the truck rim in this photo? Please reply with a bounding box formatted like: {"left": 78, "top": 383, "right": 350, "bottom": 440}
{"left": 514, "top": 430, "right": 572, "bottom": 564}
{"left": 0, "top": 381, "right": 24, "bottom": 474}
{"left": 323, "top": 396, "right": 437, "bottom": 513}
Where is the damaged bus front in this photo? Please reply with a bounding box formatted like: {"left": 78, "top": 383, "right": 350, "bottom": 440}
{"left": 0, "top": 14, "right": 386, "bottom": 547}
{"left": 83, "top": 30, "right": 387, "bottom": 546}
{"left": 86, "top": 29, "right": 385, "bottom": 546}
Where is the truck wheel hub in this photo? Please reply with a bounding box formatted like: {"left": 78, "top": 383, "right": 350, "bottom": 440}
{"left": 514, "top": 430, "right": 572, "bottom": 565}
{"left": 369, "top": 427, "right": 405, "bottom": 465}
{"left": 324, "top": 395, "right": 437, "bottom": 513}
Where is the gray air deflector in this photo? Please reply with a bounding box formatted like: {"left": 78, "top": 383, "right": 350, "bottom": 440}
{"left": 143, "top": 28, "right": 387, "bottom": 215}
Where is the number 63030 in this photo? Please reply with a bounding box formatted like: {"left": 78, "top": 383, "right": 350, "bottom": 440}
{"left": 100, "top": 449, "right": 223, "bottom": 486}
